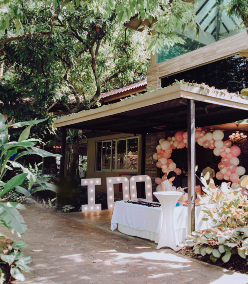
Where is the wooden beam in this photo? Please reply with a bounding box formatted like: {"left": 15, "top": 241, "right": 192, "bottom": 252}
{"left": 187, "top": 99, "right": 196, "bottom": 234}
{"left": 59, "top": 127, "right": 66, "bottom": 178}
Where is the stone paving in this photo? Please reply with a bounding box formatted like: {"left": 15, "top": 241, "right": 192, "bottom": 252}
{"left": 1, "top": 204, "right": 248, "bottom": 284}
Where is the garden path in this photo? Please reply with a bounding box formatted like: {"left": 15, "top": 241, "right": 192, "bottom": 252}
{"left": 2, "top": 204, "right": 248, "bottom": 284}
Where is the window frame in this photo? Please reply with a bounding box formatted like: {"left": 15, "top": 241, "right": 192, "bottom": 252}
{"left": 95, "top": 136, "right": 139, "bottom": 172}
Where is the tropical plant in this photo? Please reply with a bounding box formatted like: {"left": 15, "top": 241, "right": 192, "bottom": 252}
{"left": 185, "top": 179, "right": 248, "bottom": 264}
{"left": 62, "top": 205, "right": 75, "bottom": 213}
{"left": 0, "top": 113, "right": 60, "bottom": 281}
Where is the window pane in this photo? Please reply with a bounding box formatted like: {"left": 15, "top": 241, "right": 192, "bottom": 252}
{"left": 127, "top": 138, "right": 138, "bottom": 170}
{"left": 112, "top": 140, "right": 116, "bottom": 169}
{"left": 102, "top": 141, "right": 111, "bottom": 170}
{"left": 117, "top": 140, "right": 126, "bottom": 169}
{"left": 96, "top": 142, "right": 102, "bottom": 171}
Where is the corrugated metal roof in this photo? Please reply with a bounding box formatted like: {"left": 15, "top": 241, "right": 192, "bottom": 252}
{"left": 99, "top": 80, "right": 147, "bottom": 99}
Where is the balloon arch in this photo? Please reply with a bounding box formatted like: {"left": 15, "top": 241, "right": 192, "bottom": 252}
{"left": 153, "top": 128, "right": 246, "bottom": 188}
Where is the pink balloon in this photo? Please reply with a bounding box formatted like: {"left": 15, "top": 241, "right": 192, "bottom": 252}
{"left": 166, "top": 148, "right": 173, "bottom": 154}
{"left": 223, "top": 145, "right": 227, "bottom": 150}
{"left": 174, "top": 168, "right": 182, "bottom": 175}
{"left": 224, "top": 140, "right": 232, "bottom": 148}
{"left": 225, "top": 170, "right": 231, "bottom": 177}
{"left": 195, "top": 131, "right": 201, "bottom": 138}
{"left": 203, "top": 140, "right": 210, "bottom": 148}
{"left": 230, "top": 145, "right": 241, "bottom": 157}
{"left": 157, "top": 149, "right": 162, "bottom": 154}
{"left": 167, "top": 159, "right": 173, "bottom": 164}
{"left": 156, "top": 161, "right": 162, "bottom": 168}
{"left": 216, "top": 171, "right": 224, "bottom": 180}
{"left": 171, "top": 144, "right": 176, "bottom": 149}
{"left": 155, "top": 177, "right": 162, "bottom": 185}
{"left": 175, "top": 131, "right": 184, "bottom": 142}
{"left": 226, "top": 152, "right": 233, "bottom": 159}
{"left": 163, "top": 152, "right": 171, "bottom": 159}
{"left": 221, "top": 157, "right": 229, "bottom": 165}
{"left": 220, "top": 151, "right": 227, "bottom": 157}
{"left": 167, "top": 137, "right": 172, "bottom": 141}
{"left": 218, "top": 162, "right": 225, "bottom": 170}
{"left": 177, "top": 141, "right": 186, "bottom": 149}
{"left": 227, "top": 163, "right": 236, "bottom": 172}
{"left": 183, "top": 132, "right": 188, "bottom": 139}
{"left": 196, "top": 127, "right": 202, "bottom": 132}
{"left": 230, "top": 173, "right": 239, "bottom": 183}
{"left": 157, "top": 154, "right": 162, "bottom": 159}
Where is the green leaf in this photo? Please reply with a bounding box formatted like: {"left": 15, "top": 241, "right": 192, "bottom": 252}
{"left": 219, "top": 245, "right": 225, "bottom": 254}
{"left": 10, "top": 266, "right": 25, "bottom": 281}
{"left": 0, "top": 203, "right": 27, "bottom": 235}
{"left": 225, "top": 242, "right": 237, "bottom": 248}
{"left": 1, "top": 253, "right": 14, "bottom": 265}
{"left": 12, "top": 241, "right": 27, "bottom": 250}
{"left": 15, "top": 186, "right": 30, "bottom": 196}
{"left": 206, "top": 247, "right": 213, "bottom": 254}
{"left": 212, "top": 249, "right": 221, "bottom": 258}
{"left": 202, "top": 218, "right": 209, "bottom": 221}
{"left": 222, "top": 251, "right": 231, "bottom": 263}
{"left": 8, "top": 118, "right": 47, "bottom": 129}
{"left": 15, "top": 259, "right": 30, "bottom": 272}
{"left": 200, "top": 247, "right": 206, "bottom": 256}
{"left": 14, "top": 251, "right": 23, "bottom": 260}
{"left": 18, "top": 125, "right": 33, "bottom": 142}
{"left": 1, "top": 173, "right": 28, "bottom": 197}
{"left": 238, "top": 249, "right": 246, "bottom": 259}
{"left": 20, "top": 256, "right": 32, "bottom": 264}
{"left": 25, "top": 147, "right": 61, "bottom": 158}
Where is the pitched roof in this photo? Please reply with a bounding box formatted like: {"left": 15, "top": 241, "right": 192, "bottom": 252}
{"left": 99, "top": 80, "right": 147, "bottom": 102}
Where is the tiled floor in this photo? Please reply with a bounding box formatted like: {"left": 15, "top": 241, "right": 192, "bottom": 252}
{"left": 3, "top": 204, "right": 248, "bottom": 284}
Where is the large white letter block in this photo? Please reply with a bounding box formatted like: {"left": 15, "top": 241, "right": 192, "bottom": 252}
{"left": 81, "top": 178, "right": 101, "bottom": 212}
{"left": 130, "top": 175, "right": 152, "bottom": 201}
{"left": 106, "top": 177, "right": 130, "bottom": 209}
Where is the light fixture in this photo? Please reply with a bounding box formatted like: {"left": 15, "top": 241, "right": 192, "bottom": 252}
{"left": 229, "top": 124, "right": 247, "bottom": 144}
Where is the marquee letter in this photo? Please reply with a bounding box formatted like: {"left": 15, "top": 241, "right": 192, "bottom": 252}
{"left": 130, "top": 175, "right": 152, "bottom": 201}
{"left": 81, "top": 178, "right": 101, "bottom": 212}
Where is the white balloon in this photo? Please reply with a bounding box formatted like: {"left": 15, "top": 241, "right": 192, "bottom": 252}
{"left": 156, "top": 145, "right": 161, "bottom": 150}
{"left": 213, "top": 130, "right": 224, "bottom": 141}
{"left": 236, "top": 166, "right": 246, "bottom": 176}
{"left": 170, "top": 141, "right": 173, "bottom": 145}
{"left": 161, "top": 140, "right": 171, "bottom": 150}
{"left": 197, "top": 137, "right": 204, "bottom": 146}
{"left": 169, "top": 162, "right": 176, "bottom": 170}
{"left": 183, "top": 138, "right": 187, "bottom": 143}
{"left": 205, "top": 133, "right": 213, "bottom": 140}
{"left": 153, "top": 153, "right": 158, "bottom": 160}
{"left": 172, "top": 137, "right": 176, "bottom": 141}
{"left": 159, "top": 139, "right": 165, "bottom": 145}
{"left": 225, "top": 148, "right": 231, "bottom": 153}
{"left": 160, "top": 158, "right": 167, "bottom": 164}
{"left": 215, "top": 140, "right": 224, "bottom": 149}
{"left": 202, "top": 135, "right": 207, "bottom": 141}
{"left": 156, "top": 185, "right": 162, "bottom": 191}
{"left": 173, "top": 141, "right": 178, "bottom": 147}
{"left": 230, "top": 157, "right": 239, "bottom": 166}
{"left": 213, "top": 148, "right": 221, "bottom": 156}
{"left": 224, "top": 175, "right": 229, "bottom": 180}
{"left": 240, "top": 175, "right": 247, "bottom": 183}
{"left": 221, "top": 168, "right": 227, "bottom": 175}
{"left": 162, "top": 165, "right": 167, "bottom": 170}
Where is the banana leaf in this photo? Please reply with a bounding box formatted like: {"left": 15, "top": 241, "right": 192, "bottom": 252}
{"left": 0, "top": 203, "right": 27, "bottom": 235}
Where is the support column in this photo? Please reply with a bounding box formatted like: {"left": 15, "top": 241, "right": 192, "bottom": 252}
{"left": 187, "top": 99, "right": 196, "bottom": 234}
{"left": 141, "top": 133, "right": 146, "bottom": 175}
{"left": 60, "top": 127, "right": 66, "bottom": 178}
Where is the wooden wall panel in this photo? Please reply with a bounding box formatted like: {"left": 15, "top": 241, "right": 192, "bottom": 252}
{"left": 147, "top": 31, "right": 248, "bottom": 90}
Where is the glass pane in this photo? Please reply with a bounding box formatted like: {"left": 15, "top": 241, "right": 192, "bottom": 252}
{"left": 117, "top": 140, "right": 126, "bottom": 169}
{"left": 127, "top": 138, "right": 138, "bottom": 170}
{"left": 112, "top": 140, "right": 116, "bottom": 170}
{"left": 102, "top": 141, "right": 111, "bottom": 170}
{"left": 157, "top": 0, "right": 246, "bottom": 63}
{"left": 96, "top": 142, "right": 102, "bottom": 171}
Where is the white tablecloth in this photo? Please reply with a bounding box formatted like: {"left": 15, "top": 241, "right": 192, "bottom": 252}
{"left": 111, "top": 201, "right": 213, "bottom": 244}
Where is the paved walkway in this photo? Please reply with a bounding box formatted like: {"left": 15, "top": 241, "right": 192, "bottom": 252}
{"left": 1, "top": 204, "right": 247, "bottom": 284}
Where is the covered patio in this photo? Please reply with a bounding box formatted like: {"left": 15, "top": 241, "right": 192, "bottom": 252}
{"left": 54, "top": 83, "right": 248, "bottom": 233}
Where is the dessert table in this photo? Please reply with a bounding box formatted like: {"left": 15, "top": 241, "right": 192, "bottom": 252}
{"left": 111, "top": 200, "right": 214, "bottom": 249}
